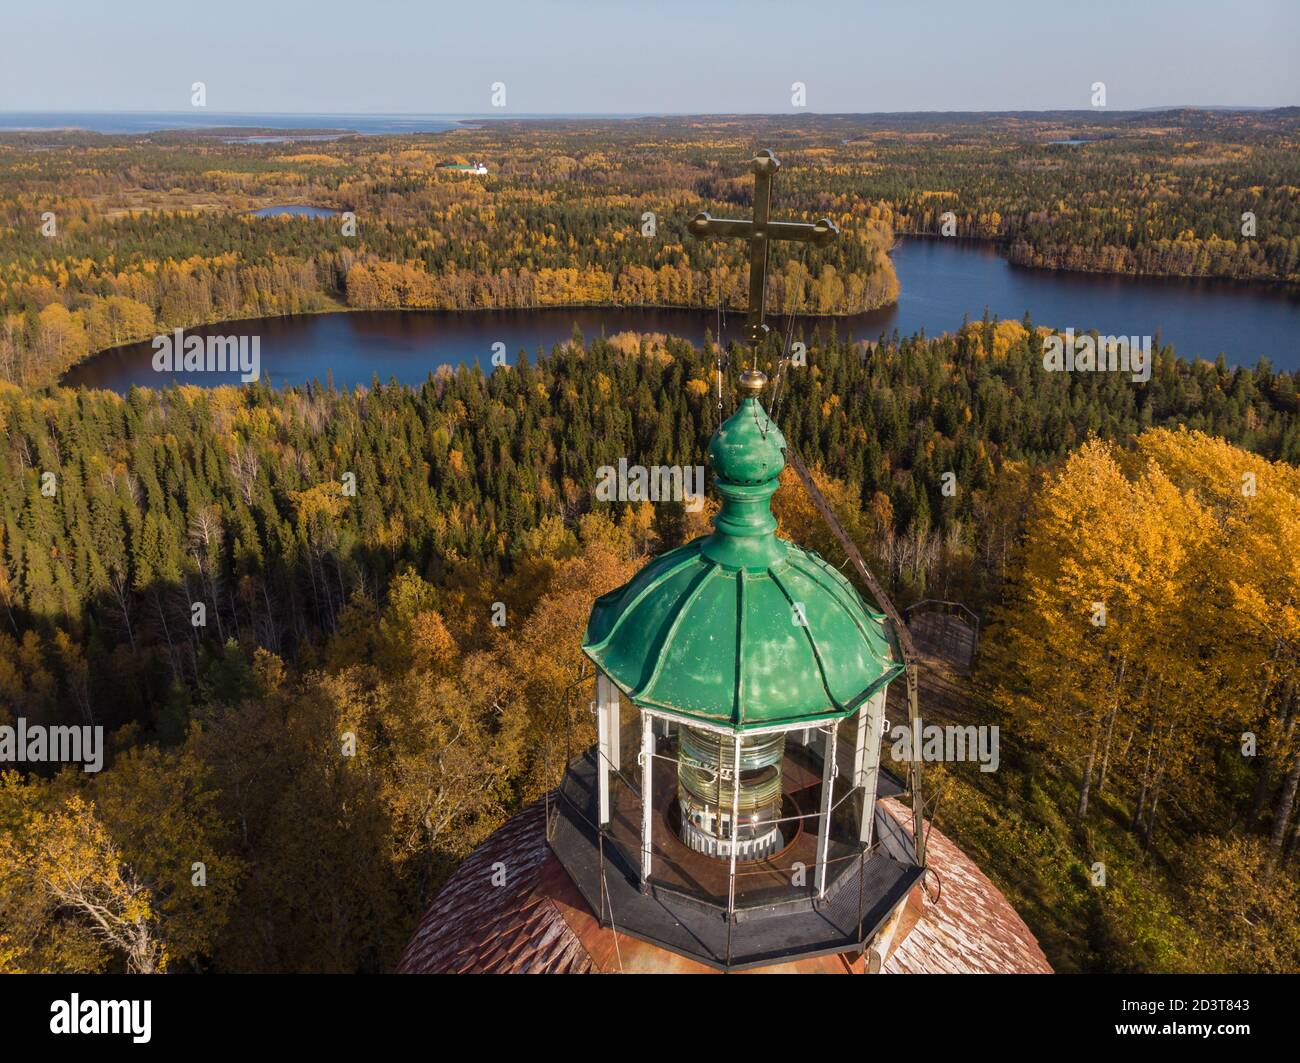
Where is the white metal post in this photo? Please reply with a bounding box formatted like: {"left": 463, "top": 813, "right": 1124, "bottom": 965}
{"left": 726, "top": 733, "right": 742, "bottom": 916}
{"left": 596, "top": 672, "right": 611, "bottom": 826}
{"left": 609, "top": 682, "right": 620, "bottom": 772}
{"left": 853, "top": 702, "right": 868, "bottom": 784}
{"left": 815, "top": 722, "right": 838, "bottom": 898}
{"left": 640, "top": 711, "right": 654, "bottom": 885}
{"left": 858, "top": 689, "right": 887, "bottom": 845}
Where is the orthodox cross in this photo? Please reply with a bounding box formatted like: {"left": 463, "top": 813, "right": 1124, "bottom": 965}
{"left": 687, "top": 149, "right": 838, "bottom": 368}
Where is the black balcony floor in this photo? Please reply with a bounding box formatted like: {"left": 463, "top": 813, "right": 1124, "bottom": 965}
{"left": 548, "top": 746, "right": 923, "bottom": 971}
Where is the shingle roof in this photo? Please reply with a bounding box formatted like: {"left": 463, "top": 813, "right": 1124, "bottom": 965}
{"left": 396, "top": 803, "right": 592, "bottom": 975}
{"left": 396, "top": 798, "right": 1053, "bottom": 975}
{"left": 878, "top": 798, "right": 1053, "bottom": 975}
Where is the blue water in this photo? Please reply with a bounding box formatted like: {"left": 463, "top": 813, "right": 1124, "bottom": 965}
{"left": 0, "top": 112, "right": 644, "bottom": 136}
{"left": 222, "top": 134, "right": 346, "bottom": 144}
{"left": 61, "top": 239, "right": 1300, "bottom": 392}
{"left": 249, "top": 205, "right": 340, "bottom": 218}
{"left": 0, "top": 112, "right": 470, "bottom": 135}
{"left": 874, "top": 238, "right": 1298, "bottom": 366}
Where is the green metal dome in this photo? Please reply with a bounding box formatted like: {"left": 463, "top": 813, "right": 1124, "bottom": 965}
{"left": 582, "top": 393, "right": 902, "bottom": 731}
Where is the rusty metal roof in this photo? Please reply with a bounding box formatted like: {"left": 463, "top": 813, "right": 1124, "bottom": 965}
{"left": 395, "top": 803, "right": 592, "bottom": 975}
{"left": 879, "top": 798, "right": 1053, "bottom": 974}
{"left": 397, "top": 798, "right": 1053, "bottom": 975}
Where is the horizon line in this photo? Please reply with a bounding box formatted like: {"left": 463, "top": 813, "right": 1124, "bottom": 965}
{"left": 2, "top": 105, "right": 1295, "bottom": 118}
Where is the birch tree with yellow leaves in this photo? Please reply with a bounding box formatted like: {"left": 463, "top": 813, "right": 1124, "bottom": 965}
{"left": 0, "top": 782, "right": 165, "bottom": 973}
{"left": 1134, "top": 429, "right": 1300, "bottom": 866}
{"left": 984, "top": 429, "right": 1296, "bottom": 849}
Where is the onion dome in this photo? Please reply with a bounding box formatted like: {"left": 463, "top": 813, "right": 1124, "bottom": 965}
{"left": 582, "top": 371, "right": 901, "bottom": 730}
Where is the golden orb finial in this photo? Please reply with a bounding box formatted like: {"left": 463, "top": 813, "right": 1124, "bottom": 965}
{"left": 738, "top": 368, "right": 768, "bottom": 398}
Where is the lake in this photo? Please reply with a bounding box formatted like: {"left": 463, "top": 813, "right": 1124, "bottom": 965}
{"left": 249, "top": 205, "right": 340, "bottom": 218}
{"left": 61, "top": 239, "right": 1300, "bottom": 392}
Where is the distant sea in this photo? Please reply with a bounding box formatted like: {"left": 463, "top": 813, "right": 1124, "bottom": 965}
{"left": 0, "top": 113, "right": 476, "bottom": 135}
{"left": 0, "top": 112, "right": 647, "bottom": 135}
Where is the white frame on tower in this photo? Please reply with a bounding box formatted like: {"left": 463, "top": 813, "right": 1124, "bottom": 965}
{"left": 814, "top": 721, "right": 838, "bottom": 897}
{"left": 853, "top": 688, "right": 888, "bottom": 846}
{"left": 595, "top": 671, "right": 620, "bottom": 827}
{"left": 640, "top": 709, "right": 655, "bottom": 884}
{"left": 610, "top": 688, "right": 893, "bottom": 909}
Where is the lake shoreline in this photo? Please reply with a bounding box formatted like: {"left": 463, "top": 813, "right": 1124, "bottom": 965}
{"left": 59, "top": 231, "right": 1297, "bottom": 388}
{"left": 896, "top": 231, "right": 1300, "bottom": 291}
{"left": 57, "top": 299, "right": 903, "bottom": 384}
{"left": 59, "top": 239, "right": 1300, "bottom": 390}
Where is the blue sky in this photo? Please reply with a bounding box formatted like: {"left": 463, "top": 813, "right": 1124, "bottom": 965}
{"left": 2, "top": 0, "right": 1296, "bottom": 113}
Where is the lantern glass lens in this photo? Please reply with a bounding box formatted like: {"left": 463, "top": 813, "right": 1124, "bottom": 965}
{"left": 676, "top": 726, "right": 785, "bottom": 860}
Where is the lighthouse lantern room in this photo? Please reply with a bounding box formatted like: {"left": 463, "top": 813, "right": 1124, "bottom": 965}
{"left": 547, "top": 372, "right": 925, "bottom": 968}
{"left": 546, "top": 150, "right": 928, "bottom": 969}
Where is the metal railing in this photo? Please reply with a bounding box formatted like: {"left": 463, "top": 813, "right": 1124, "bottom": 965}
{"left": 549, "top": 727, "right": 918, "bottom": 968}
{"left": 903, "top": 599, "right": 980, "bottom": 659}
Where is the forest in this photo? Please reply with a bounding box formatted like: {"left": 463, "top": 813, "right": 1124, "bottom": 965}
{"left": 0, "top": 317, "right": 1298, "bottom": 972}
{"left": 1, "top": 111, "right": 1299, "bottom": 975}
{"left": 2, "top": 108, "right": 1298, "bottom": 386}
